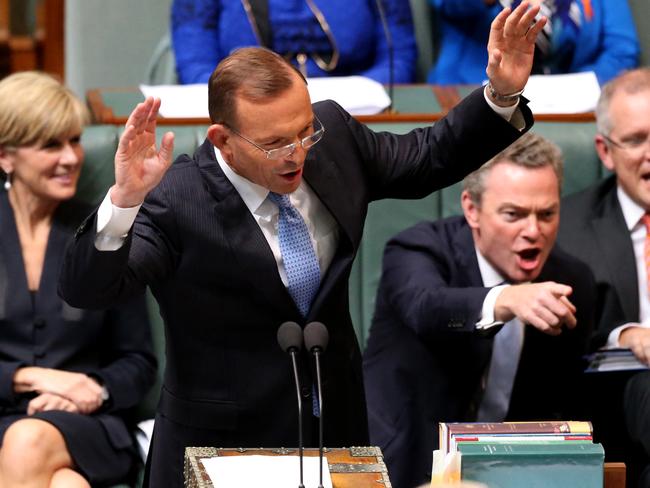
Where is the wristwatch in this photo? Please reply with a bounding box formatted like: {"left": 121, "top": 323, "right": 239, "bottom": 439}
{"left": 486, "top": 82, "right": 525, "bottom": 104}
{"left": 88, "top": 373, "right": 110, "bottom": 403}
{"left": 100, "top": 385, "right": 110, "bottom": 402}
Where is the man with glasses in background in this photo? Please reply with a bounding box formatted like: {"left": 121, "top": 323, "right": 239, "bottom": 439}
{"left": 60, "top": 4, "right": 544, "bottom": 485}
{"left": 558, "top": 67, "right": 650, "bottom": 488}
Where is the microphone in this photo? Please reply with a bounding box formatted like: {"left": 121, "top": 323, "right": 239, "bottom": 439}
{"left": 374, "top": 0, "right": 394, "bottom": 113}
{"left": 304, "top": 321, "right": 329, "bottom": 488}
{"left": 277, "top": 321, "right": 305, "bottom": 488}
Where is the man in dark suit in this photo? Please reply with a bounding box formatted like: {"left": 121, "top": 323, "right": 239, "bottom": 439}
{"left": 364, "top": 132, "right": 596, "bottom": 488}
{"left": 58, "top": 5, "right": 545, "bottom": 486}
{"left": 557, "top": 67, "right": 650, "bottom": 488}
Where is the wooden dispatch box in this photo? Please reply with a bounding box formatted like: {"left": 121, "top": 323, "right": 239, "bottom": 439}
{"left": 184, "top": 446, "right": 391, "bottom": 488}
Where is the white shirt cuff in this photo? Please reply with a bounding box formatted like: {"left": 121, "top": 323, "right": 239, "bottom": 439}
{"left": 483, "top": 86, "right": 525, "bottom": 130}
{"left": 476, "top": 284, "right": 509, "bottom": 329}
{"left": 94, "top": 190, "right": 142, "bottom": 251}
{"left": 606, "top": 322, "right": 647, "bottom": 349}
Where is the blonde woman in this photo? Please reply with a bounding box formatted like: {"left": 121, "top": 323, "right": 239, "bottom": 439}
{"left": 0, "top": 72, "right": 156, "bottom": 487}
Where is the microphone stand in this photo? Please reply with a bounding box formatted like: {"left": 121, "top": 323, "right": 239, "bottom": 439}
{"left": 277, "top": 321, "right": 306, "bottom": 488}
{"left": 313, "top": 346, "right": 324, "bottom": 488}
{"left": 304, "top": 321, "right": 329, "bottom": 488}
{"left": 289, "top": 348, "right": 306, "bottom": 488}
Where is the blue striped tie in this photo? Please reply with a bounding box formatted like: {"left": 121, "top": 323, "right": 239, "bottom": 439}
{"left": 268, "top": 192, "right": 321, "bottom": 318}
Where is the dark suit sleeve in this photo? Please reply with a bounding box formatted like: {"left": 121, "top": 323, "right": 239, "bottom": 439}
{"left": 87, "top": 294, "right": 157, "bottom": 412}
{"left": 335, "top": 88, "right": 534, "bottom": 201}
{"left": 551, "top": 256, "right": 597, "bottom": 419}
{"left": 59, "top": 182, "right": 180, "bottom": 309}
{"left": 376, "top": 222, "right": 489, "bottom": 341}
{"left": 0, "top": 360, "right": 25, "bottom": 404}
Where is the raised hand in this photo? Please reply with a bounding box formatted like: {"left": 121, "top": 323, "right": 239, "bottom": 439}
{"left": 14, "top": 367, "right": 105, "bottom": 414}
{"left": 111, "top": 97, "right": 175, "bottom": 208}
{"left": 486, "top": 1, "right": 547, "bottom": 97}
{"left": 494, "top": 282, "right": 577, "bottom": 336}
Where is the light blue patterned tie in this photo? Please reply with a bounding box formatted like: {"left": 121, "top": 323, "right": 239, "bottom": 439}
{"left": 268, "top": 192, "right": 321, "bottom": 318}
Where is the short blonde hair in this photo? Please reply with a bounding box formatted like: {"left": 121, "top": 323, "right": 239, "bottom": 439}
{"left": 0, "top": 71, "right": 89, "bottom": 148}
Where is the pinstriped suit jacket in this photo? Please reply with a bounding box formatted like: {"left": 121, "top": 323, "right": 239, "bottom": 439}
{"left": 59, "top": 89, "right": 532, "bottom": 486}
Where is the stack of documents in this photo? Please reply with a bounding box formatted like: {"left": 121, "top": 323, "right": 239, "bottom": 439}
{"left": 585, "top": 348, "right": 649, "bottom": 373}
{"left": 432, "top": 421, "right": 603, "bottom": 488}
{"left": 522, "top": 71, "right": 601, "bottom": 114}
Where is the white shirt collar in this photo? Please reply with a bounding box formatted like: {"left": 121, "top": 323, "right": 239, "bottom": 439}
{"left": 617, "top": 185, "right": 647, "bottom": 232}
{"left": 214, "top": 146, "right": 270, "bottom": 215}
{"left": 475, "top": 247, "right": 506, "bottom": 288}
{"left": 213, "top": 146, "right": 312, "bottom": 220}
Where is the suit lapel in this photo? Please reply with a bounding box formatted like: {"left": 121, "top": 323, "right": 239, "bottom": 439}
{"left": 303, "top": 150, "right": 355, "bottom": 247}
{"left": 42, "top": 205, "right": 85, "bottom": 320}
{"left": 453, "top": 224, "right": 483, "bottom": 288}
{"left": 0, "top": 193, "right": 15, "bottom": 319}
{"left": 195, "top": 141, "right": 300, "bottom": 318}
{"left": 303, "top": 150, "right": 356, "bottom": 317}
{"left": 591, "top": 188, "right": 638, "bottom": 319}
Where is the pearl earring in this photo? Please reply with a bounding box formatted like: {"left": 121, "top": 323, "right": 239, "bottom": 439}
{"left": 4, "top": 173, "right": 11, "bottom": 191}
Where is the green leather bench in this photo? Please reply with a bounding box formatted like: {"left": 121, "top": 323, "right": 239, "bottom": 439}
{"left": 76, "top": 120, "right": 602, "bottom": 486}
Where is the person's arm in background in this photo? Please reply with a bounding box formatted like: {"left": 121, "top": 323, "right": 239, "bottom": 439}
{"left": 12, "top": 296, "right": 156, "bottom": 415}
{"left": 377, "top": 224, "right": 489, "bottom": 343}
{"left": 380, "top": 226, "right": 578, "bottom": 343}
{"left": 85, "top": 295, "right": 157, "bottom": 413}
{"left": 171, "top": 0, "right": 223, "bottom": 84}
{"left": 359, "top": 0, "right": 417, "bottom": 83}
{"left": 573, "top": 0, "right": 639, "bottom": 85}
{"left": 0, "top": 359, "right": 27, "bottom": 407}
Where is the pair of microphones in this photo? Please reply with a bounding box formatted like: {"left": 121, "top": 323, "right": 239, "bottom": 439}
{"left": 277, "top": 321, "right": 329, "bottom": 488}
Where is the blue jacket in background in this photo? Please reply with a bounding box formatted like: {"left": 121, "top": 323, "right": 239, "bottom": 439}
{"left": 428, "top": 0, "right": 639, "bottom": 85}
{"left": 171, "top": 0, "right": 417, "bottom": 84}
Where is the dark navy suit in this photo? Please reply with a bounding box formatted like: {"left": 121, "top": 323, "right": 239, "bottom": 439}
{"left": 558, "top": 175, "right": 650, "bottom": 487}
{"left": 59, "top": 90, "right": 532, "bottom": 486}
{"left": 0, "top": 194, "right": 156, "bottom": 484}
{"left": 364, "top": 216, "right": 595, "bottom": 488}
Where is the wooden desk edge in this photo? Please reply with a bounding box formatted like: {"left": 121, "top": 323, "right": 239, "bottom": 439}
{"left": 605, "top": 462, "right": 626, "bottom": 488}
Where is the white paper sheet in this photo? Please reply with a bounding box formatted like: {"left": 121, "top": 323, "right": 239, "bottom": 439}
{"left": 140, "top": 75, "right": 390, "bottom": 118}
{"left": 522, "top": 71, "right": 601, "bottom": 114}
{"left": 200, "top": 455, "right": 333, "bottom": 488}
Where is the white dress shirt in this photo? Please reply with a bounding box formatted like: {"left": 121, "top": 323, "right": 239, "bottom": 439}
{"left": 475, "top": 249, "right": 511, "bottom": 329}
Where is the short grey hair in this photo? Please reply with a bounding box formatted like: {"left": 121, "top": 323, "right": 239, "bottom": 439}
{"left": 595, "top": 68, "right": 650, "bottom": 136}
{"left": 463, "top": 132, "right": 563, "bottom": 205}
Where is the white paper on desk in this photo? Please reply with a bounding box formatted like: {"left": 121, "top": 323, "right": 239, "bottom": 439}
{"left": 305, "top": 76, "right": 390, "bottom": 115}
{"left": 200, "top": 455, "right": 333, "bottom": 488}
{"left": 522, "top": 72, "right": 601, "bottom": 114}
{"left": 140, "top": 75, "right": 390, "bottom": 118}
{"left": 140, "top": 83, "right": 209, "bottom": 119}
